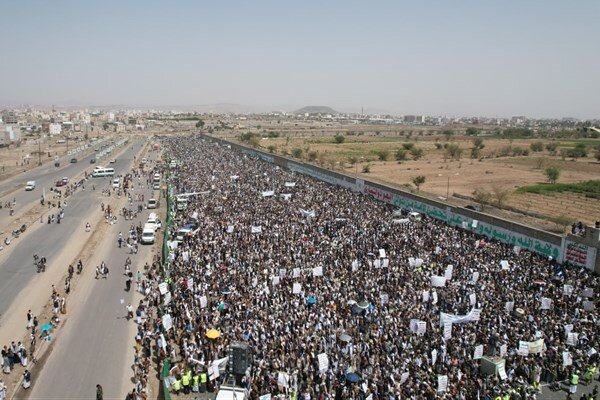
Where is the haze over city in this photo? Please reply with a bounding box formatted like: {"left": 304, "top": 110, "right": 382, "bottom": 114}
{"left": 1, "top": 0, "right": 599, "bottom": 118}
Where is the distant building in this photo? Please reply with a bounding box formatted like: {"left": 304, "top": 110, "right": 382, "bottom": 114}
{"left": 403, "top": 115, "right": 424, "bottom": 124}
{"left": 2, "top": 111, "right": 18, "bottom": 124}
{"left": 49, "top": 123, "right": 62, "bottom": 135}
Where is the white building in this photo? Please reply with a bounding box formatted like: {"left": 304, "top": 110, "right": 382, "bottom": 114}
{"left": 49, "top": 123, "right": 62, "bottom": 136}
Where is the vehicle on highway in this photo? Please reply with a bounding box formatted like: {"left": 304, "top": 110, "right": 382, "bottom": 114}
{"left": 62, "top": 177, "right": 69, "bottom": 184}
{"left": 141, "top": 158, "right": 147, "bottom": 163}
{"left": 110, "top": 159, "right": 116, "bottom": 164}
{"left": 465, "top": 204, "right": 482, "bottom": 212}
{"left": 141, "top": 224, "right": 155, "bottom": 244}
{"left": 175, "top": 223, "right": 197, "bottom": 241}
{"left": 25, "top": 181, "right": 36, "bottom": 191}
{"left": 55, "top": 180, "right": 65, "bottom": 187}
{"left": 112, "top": 178, "right": 120, "bottom": 188}
{"left": 147, "top": 198, "right": 158, "bottom": 209}
{"left": 176, "top": 196, "right": 188, "bottom": 211}
{"left": 54, "top": 161, "right": 60, "bottom": 167}
{"left": 90, "top": 158, "right": 96, "bottom": 164}
{"left": 147, "top": 213, "right": 162, "bottom": 230}
{"left": 153, "top": 182, "right": 160, "bottom": 190}
{"left": 92, "top": 167, "right": 115, "bottom": 177}
{"left": 70, "top": 158, "right": 77, "bottom": 163}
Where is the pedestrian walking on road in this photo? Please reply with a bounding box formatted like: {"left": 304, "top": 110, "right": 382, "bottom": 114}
{"left": 96, "top": 384, "right": 103, "bottom": 400}
{"left": 22, "top": 369, "right": 31, "bottom": 389}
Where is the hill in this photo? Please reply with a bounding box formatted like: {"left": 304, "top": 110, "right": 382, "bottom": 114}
{"left": 294, "top": 106, "right": 339, "bottom": 115}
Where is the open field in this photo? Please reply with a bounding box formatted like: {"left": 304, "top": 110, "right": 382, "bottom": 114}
{"left": 226, "top": 132, "right": 600, "bottom": 232}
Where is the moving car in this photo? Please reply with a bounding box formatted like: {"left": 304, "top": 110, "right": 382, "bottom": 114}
{"left": 147, "top": 213, "right": 162, "bottom": 230}
{"left": 25, "top": 181, "right": 36, "bottom": 191}
{"left": 147, "top": 198, "right": 158, "bottom": 209}
{"left": 175, "top": 223, "right": 197, "bottom": 241}
{"left": 153, "top": 182, "right": 160, "bottom": 190}
{"left": 70, "top": 158, "right": 77, "bottom": 163}
{"left": 112, "top": 178, "right": 120, "bottom": 188}
{"left": 109, "top": 159, "right": 116, "bottom": 164}
{"left": 90, "top": 158, "right": 96, "bottom": 164}
{"left": 141, "top": 224, "right": 155, "bottom": 244}
{"left": 55, "top": 180, "right": 65, "bottom": 187}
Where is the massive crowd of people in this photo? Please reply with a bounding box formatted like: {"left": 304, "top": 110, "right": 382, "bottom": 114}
{"left": 143, "top": 135, "right": 598, "bottom": 400}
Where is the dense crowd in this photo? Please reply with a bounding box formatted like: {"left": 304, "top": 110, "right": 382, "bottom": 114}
{"left": 150, "top": 135, "right": 597, "bottom": 400}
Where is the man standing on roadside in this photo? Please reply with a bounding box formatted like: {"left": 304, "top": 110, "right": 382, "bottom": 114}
{"left": 96, "top": 384, "right": 103, "bottom": 400}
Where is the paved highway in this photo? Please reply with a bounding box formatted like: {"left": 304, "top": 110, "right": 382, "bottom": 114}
{"left": 0, "top": 140, "right": 143, "bottom": 319}
{"left": 29, "top": 146, "right": 161, "bottom": 399}
{"left": 0, "top": 137, "right": 120, "bottom": 233}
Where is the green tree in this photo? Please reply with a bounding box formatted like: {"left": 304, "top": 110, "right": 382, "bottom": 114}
{"left": 334, "top": 135, "right": 345, "bottom": 144}
{"left": 412, "top": 175, "right": 426, "bottom": 190}
{"left": 544, "top": 166, "right": 560, "bottom": 184}
{"left": 442, "top": 129, "right": 454, "bottom": 141}
{"left": 377, "top": 150, "right": 390, "bottom": 161}
{"left": 545, "top": 143, "right": 558, "bottom": 152}
{"left": 492, "top": 186, "right": 511, "bottom": 208}
{"left": 530, "top": 141, "right": 544, "bottom": 152}
{"left": 395, "top": 149, "right": 408, "bottom": 162}
{"left": 268, "top": 145, "right": 276, "bottom": 153}
{"left": 445, "top": 143, "right": 463, "bottom": 160}
{"left": 402, "top": 143, "right": 415, "bottom": 151}
{"left": 291, "top": 148, "right": 303, "bottom": 158}
{"left": 410, "top": 147, "right": 424, "bottom": 160}
{"left": 472, "top": 189, "right": 492, "bottom": 211}
{"left": 195, "top": 119, "right": 205, "bottom": 128}
{"left": 465, "top": 127, "right": 479, "bottom": 136}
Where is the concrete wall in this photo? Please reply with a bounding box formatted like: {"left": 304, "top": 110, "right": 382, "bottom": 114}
{"left": 201, "top": 134, "right": 600, "bottom": 270}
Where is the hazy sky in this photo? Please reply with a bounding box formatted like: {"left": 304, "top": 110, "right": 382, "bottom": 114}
{"left": 1, "top": 0, "right": 598, "bottom": 118}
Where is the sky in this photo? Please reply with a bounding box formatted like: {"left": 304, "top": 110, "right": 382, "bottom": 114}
{"left": 0, "top": 0, "right": 599, "bottom": 118}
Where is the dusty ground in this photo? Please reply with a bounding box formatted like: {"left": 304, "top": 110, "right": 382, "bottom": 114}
{"left": 231, "top": 134, "right": 600, "bottom": 232}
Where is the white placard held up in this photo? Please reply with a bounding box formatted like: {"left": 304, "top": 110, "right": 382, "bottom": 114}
{"left": 500, "top": 260, "right": 510, "bottom": 270}
{"left": 251, "top": 226, "right": 262, "bottom": 233}
{"left": 540, "top": 297, "right": 552, "bottom": 310}
{"left": 444, "top": 265, "right": 453, "bottom": 281}
{"left": 499, "top": 344, "right": 507, "bottom": 358}
{"left": 317, "top": 353, "right": 329, "bottom": 373}
{"left": 293, "top": 283, "right": 301, "bottom": 294}
{"left": 437, "top": 375, "right": 448, "bottom": 392}
{"left": 163, "top": 291, "right": 172, "bottom": 305}
{"left": 417, "top": 321, "right": 427, "bottom": 335}
{"left": 293, "top": 268, "right": 301, "bottom": 278}
{"left": 158, "top": 282, "right": 168, "bottom": 295}
{"left": 400, "top": 372, "right": 409, "bottom": 384}
{"left": 473, "top": 345, "right": 483, "bottom": 360}
{"left": 162, "top": 314, "right": 173, "bottom": 331}
{"left": 312, "top": 266, "right": 323, "bottom": 277}
{"left": 563, "top": 351, "right": 573, "bottom": 367}
{"left": 272, "top": 276, "right": 280, "bottom": 286}
{"left": 443, "top": 322, "right": 452, "bottom": 340}
{"left": 563, "top": 284, "right": 573, "bottom": 296}
{"left": 470, "top": 293, "right": 477, "bottom": 306}
{"left": 498, "top": 363, "right": 508, "bottom": 380}
{"left": 518, "top": 341, "right": 529, "bottom": 356}
{"left": 200, "top": 295, "right": 208, "bottom": 308}
{"left": 505, "top": 302, "right": 514, "bottom": 312}
{"left": 431, "top": 276, "right": 446, "bottom": 287}
{"left": 431, "top": 349, "right": 437, "bottom": 365}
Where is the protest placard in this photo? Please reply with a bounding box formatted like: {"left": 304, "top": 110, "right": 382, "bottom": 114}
{"left": 284, "top": 182, "right": 296, "bottom": 187}
{"left": 261, "top": 190, "right": 275, "bottom": 197}
{"left": 518, "top": 341, "right": 529, "bottom": 356}
{"left": 259, "top": 395, "right": 272, "bottom": 400}
{"left": 443, "top": 322, "right": 452, "bottom": 340}
{"left": 500, "top": 260, "right": 510, "bottom": 270}
{"left": 564, "top": 324, "right": 573, "bottom": 336}
{"left": 437, "top": 375, "right": 448, "bottom": 392}
{"left": 400, "top": 372, "right": 409, "bottom": 384}
{"left": 409, "top": 319, "right": 419, "bottom": 333}
{"left": 431, "top": 349, "right": 437, "bottom": 365}
{"left": 470, "top": 293, "right": 476, "bottom": 306}
{"left": 472, "top": 271, "right": 480, "bottom": 283}
{"left": 529, "top": 339, "right": 544, "bottom": 354}
{"left": 293, "top": 268, "right": 301, "bottom": 278}
{"left": 473, "top": 345, "right": 483, "bottom": 360}
{"left": 200, "top": 295, "right": 207, "bottom": 308}
{"left": 293, "top": 283, "right": 301, "bottom": 294}
{"left": 513, "top": 245, "right": 521, "bottom": 255}
{"left": 567, "top": 332, "right": 578, "bottom": 346}
{"left": 251, "top": 226, "right": 262, "bottom": 233}
{"left": 187, "top": 278, "right": 194, "bottom": 289}
{"left": 163, "top": 291, "right": 172, "bottom": 305}
{"left": 317, "top": 353, "right": 329, "bottom": 373}
{"left": 422, "top": 290, "right": 430, "bottom": 303}
{"left": 158, "top": 282, "right": 168, "bottom": 295}
{"left": 540, "top": 297, "right": 552, "bottom": 310}
{"left": 505, "top": 302, "right": 514, "bottom": 312}
{"left": 382, "top": 259, "right": 389, "bottom": 268}
{"left": 563, "top": 284, "right": 573, "bottom": 296}
{"left": 583, "top": 301, "right": 594, "bottom": 312}
{"left": 563, "top": 351, "right": 573, "bottom": 367}
{"left": 431, "top": 276, "right": 446, "bottom": 287}
{"left": 417, "top": 321, "right": 427, "bottom": 335}
{"left": 498, "top": 363, "right": 508, "bottom": 380}
{"left": 162, "top": 314, "right": 173, "bottom": 331}
{"left": 379, "top": 249, "right": 386, "bottom": 258}
{"left": 272, "top": 276, "right": 280, "bottom": 286}
{"left": 445, "top": 265, "right": 453, "bottom": 281}
{"left": 312, "top": 266, "right": 323, "bottom": 277}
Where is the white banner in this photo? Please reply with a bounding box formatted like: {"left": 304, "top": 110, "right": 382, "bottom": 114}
{"left": 562, "top": 351, "right": 573, "bottom": 367}
{"left": 473, "top": 345, "right": 483, "bottom": 360}
{"left": 500, "top": 260, "right": 509, "bottom": 270}
{"left": 158, "top": 282, "right": 168, "bottom": 295}
{"left": 444, "top": 265, "right": 453, "bottom": 281}
{"left": 443, "top": 322, "right": 452, "bottom": 340}
{"left": 439, "top": 308, "right": 481, "bottom": 326}
{"left": 518, "top": 341, "right": 529, "bottom": 356}
{"left": 499, "top": 344, "right": 507, "bottom": 358}
{"left": 284, "top": 182, "right": 296, "bottom": 187}
{"left": 162, "top": 314, "right": 173, "bottom": 331}
{"left": 262, "top": 190, "right": 275, "bottom": 197}
{"left": 437, "top": 375, "right": 448, "bottom": 392}
{"left": 200, "top": 295, "right": 207, "bottom": 308}
{"left": 312, "top": 266, "right": 323, "bottom": 277}
{"left": 317, "top": 353, "right": 329, "bottom": 373}
{"left": 540, "top": 297, "right": 552, "bottom": 310}
{"left": 431, "top": 276, "right": 446, "bottom": 287}
{"left": 251, "top": 226, "right": 262, "bottom": 233}
{"left": 293, "top": 283, "right": 301, "bottom": 294}
{"left": 498, "top": 363, "right": 507, "bottom": 380}
{"left": 300, "top": 209, "right": 316, "bottom": 218}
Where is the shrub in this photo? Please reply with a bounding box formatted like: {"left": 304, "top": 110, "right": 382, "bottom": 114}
{"left": 308, "top": 151, "right": 318, "bottom": 161}
{"left": 377, "top": 150, "right": 390, "bottom": 161}
{"left": 544, "top": 166, "right": 560, "bottom": 184}
{"left": 545, "top": 143, "right": 558, "bottom": 152}
{"left": 268, "top": 145, "right": 276, "bottom": 153}
{"left": 291, "top": 148, "right": 303, "bottom": 158}
{"left": 395, "top": 149, "right": 408, "bottom": 161}
{"left": 530, "top": 141, "right": 544, "bottom": 152}
{"left": 410, "top": 147, "right": 424, "bottom": 160}
{"left": 362, "top": 165, "right": 371, "bottom": 173}
{"left": 334, "top": 135, "right": 345, "bottom": 144}
{"left": 402, "top": 143, "right": 415, "bottom": 151}
{"left": 412, "top": 175, "right": 426, "bottom": 190}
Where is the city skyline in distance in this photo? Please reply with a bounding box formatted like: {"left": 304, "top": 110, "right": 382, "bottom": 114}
{"left": 1, "top": 0, "right": 599, "bottom": 119}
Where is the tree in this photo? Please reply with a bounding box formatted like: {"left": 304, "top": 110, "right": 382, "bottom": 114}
{"left": 534, "top": 157, "right": 546, "bottom": 169}
{"left": 471, "top": 138, "right": 485, "bottom": 159}
{"left": 544, "top": 166, "right": 560, "bottom": 184}
{"left": 291, "top": 148, "right": 303, "bottom": 158}
{"left": 530, "top": 141, "right": 544, "bottom": 152}
{"left": 465, "top": 127, "right": 479, "bottom": 136}
{"left": 334, "top": 135, "right": 345, "bottom": 144}
{"left": 445, "top": 143, "right": 463, "bottom": 160}
{"left": 377, "top": 150, "right": 390, "bottom": 161}
{"left": 412, "top": 175, "right": 426, "bottom": 190}
{"left": 472, "top": 189, "right": 492, "bottom": 211}
{"left": 410, "top": 147, "right": 424, "bottom": 160}
{"left": 442, "top": 129, "right": 454, "bottom": 141}
{"left": 395, "top": 149, "right": 408, "bottom": 162}
{"left": 195, "top": 119, "right": 205, "bottom": 128}
{"left": 492, "top": 186, "right": 511, "bottom": 208}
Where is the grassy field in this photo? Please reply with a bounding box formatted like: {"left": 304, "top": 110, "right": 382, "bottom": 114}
{"left": 516, "top": 180, "right": 600, "bottom": 199}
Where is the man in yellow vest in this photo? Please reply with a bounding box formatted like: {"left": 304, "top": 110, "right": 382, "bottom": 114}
{"left": 200, "top": 370, "right": 208, "bottom": 393}
{"left": 192, "top": 373, "right": 200, "bottom": 392}
{"left": 182, "top": 371, "right": 190, "bottom": 394}
{"left": 584, "top": 364, "right": 596, "bottom": 384}
{"left": 569, "top": 370, "right": 579, "bottom": 394}
{"left": 172, "top": 378, "right": 182, "bottom": 394}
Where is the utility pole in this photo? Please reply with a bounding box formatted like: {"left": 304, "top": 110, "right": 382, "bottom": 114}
{"left": 38, "top": 139, "right": 42, "bottom": 166}
{"left": 446, "top": 176, "right": 450, "bottom": 200}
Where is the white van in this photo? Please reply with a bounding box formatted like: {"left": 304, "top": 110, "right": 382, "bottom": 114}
{"left": 147, "top": 198, "right": 158, "bottom": 209}
{"left": 141, "top": 224, "right": 156, "bottom": 244}
{"left": 25, "top": 181, "right": 36, "bottom": 191}
{"left": 147, "top": 213, "right": 161, "bottom": 230}
{"left": 112, "top": 178, "right": 120, "bottom": 188}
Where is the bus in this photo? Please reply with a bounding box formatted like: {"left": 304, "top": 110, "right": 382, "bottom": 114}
{"left": 92, "top": 167, "right": 115, "bottom": 177}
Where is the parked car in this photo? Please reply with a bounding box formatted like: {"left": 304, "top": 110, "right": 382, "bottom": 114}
{"left": 147, "top": 198, "right": 158, "bottom": 209}
{"left": 25, "top": 181, "right": 36, "bottom": 191}
{"left": 109, "top": 159, "right": 116, "bottom": 164}
{"left": 70, "top": 158, "right": 77, "bottom": 163}
{"left": 55, "top": 180, "right": 65, "bottom": 187}
{"left": 54, "top": 162, "right": 60, "bottom": 167}
{"left": 465, "top": 205, "right": 481, "bottom": 212}
{"left": 90, "top": 158, "right": 96, "bottom": 164}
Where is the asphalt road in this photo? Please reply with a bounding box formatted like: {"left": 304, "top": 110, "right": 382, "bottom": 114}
{"left": 0, "top": 140, "right": 143, "bottom": 319}
{"left": 28, "top": 146, "right": 161, "bottom": 399}
{"left": 0, "top": 137, "right": 119, "bottom": 232}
